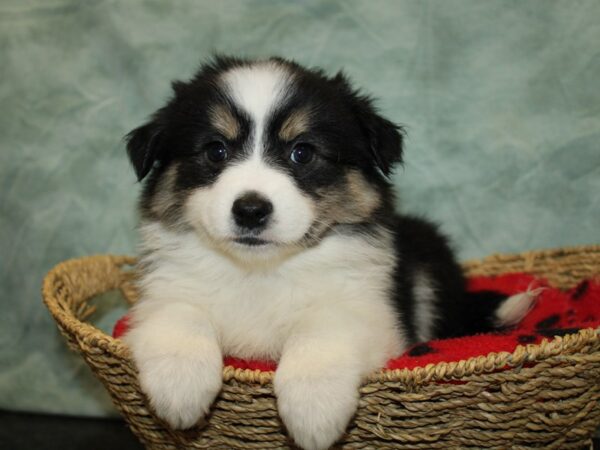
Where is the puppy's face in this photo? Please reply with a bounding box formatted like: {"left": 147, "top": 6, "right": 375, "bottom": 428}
{"left": 127, "top": 57, "right": 403, "bottom": 262}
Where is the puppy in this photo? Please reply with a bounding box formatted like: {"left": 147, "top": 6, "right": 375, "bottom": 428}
{"left": 122, "top": 56, "right": 534, "bottom": 450}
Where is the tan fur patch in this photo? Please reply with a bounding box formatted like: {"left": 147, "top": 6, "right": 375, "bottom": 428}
{"left": 150, "top": 164, "right": 178, "bottom": 218}
{"left": 345, "top": 171, "right": 381, "bottom": 217}
{"left": 209, "top": 104, "right": 240, "bottom": 140}
{"left": 279, "top": 108, "right": 311, "bottom": 141}
{"left": 309, "top": 170, "right": 381, "bottom": 238}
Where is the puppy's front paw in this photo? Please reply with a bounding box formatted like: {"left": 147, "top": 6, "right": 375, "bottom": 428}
{"left": 274, "top": 372, "right": 359, "bottom": 450}
{"left": 137, "top": 355, "right": 222, "bottom": 429}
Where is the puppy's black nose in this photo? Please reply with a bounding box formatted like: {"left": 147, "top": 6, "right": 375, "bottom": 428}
{"left": 232, "top": 192, "right": 273, "bottom": 230}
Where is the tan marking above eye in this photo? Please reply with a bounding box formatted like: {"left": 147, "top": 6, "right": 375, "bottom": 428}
{"left": 208, "top": 104, "right": 240, "bottom": 140}
{"left": 279, "top": 108, "right": 311, "bottom": 141}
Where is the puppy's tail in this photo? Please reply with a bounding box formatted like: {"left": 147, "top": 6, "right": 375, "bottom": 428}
{"left": 456, "top": 287, "right": 541, "bottom": 336}
{"left": 492, "top": 288, "right": 542, "bottom": 328}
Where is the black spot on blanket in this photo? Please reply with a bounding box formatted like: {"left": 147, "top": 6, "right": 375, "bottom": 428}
{"left": 536, "top": 314, "right": 560, "bottom": 329}
{"left": 408, "top": 343, "right": 437, "bottom": 356}
{"left": 571, "top": 281, "right": 589, "bottom": 300}
{"left": 538, "top": 327, "right": 580, "bottom": 338}
{"left": 517, "top": 335, "right": 537, "bottom": 344}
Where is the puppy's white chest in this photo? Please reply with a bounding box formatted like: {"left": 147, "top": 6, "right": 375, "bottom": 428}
{"left": 184, "top": 254, "right": 359, "bottom": 360}
{"left": 138, "top": 224, "right": 398, "bottom": 361}
{"left": 206, "top": 272, "right": 311, "bottom": 359}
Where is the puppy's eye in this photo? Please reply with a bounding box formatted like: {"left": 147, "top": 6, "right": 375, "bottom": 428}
{"left": 205, "top": 141, "right": 228, "bottom": 163}
{"left": 290, "top": 143, "right": 314, "bottom": 164}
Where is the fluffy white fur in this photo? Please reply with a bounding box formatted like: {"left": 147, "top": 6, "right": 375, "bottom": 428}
{"left": 413, "top": 270, "right": 437, "bottom": 342}
{"left": 124, "top": 222, "right": 404, "bottom": 449}
{"left": 495, "top": 288, "right": 541, "bottom": 327}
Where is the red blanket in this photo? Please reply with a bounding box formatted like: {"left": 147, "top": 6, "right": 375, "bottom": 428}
{"left": 113, "top": 273, "right": 600, "bottom": 372}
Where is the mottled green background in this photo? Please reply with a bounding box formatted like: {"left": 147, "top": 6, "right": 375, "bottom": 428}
{"left": 1, "top": 0, "right": 599, "bottom": 416}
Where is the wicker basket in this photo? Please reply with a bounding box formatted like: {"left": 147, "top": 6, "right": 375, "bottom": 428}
{"left": 42, "top": 246, "right": 600, "bottom": 449}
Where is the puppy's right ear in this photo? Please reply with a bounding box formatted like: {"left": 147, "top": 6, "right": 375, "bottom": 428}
{"left": 125, "top": 119, "right": 165, "bottom": 181}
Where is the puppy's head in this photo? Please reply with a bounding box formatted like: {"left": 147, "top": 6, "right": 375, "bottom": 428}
{"left": 126, "top": 56, "right": 403, "bottom": 261}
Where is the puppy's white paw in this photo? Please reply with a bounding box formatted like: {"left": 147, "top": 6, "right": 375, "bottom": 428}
{"left": 274, "top": 372, "right": 359, "bottom": 450}
{"left": 136, "top": 354, "right": 222, "bottom": 429}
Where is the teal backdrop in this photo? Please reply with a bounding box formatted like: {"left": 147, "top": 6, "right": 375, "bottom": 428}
{"left": 1, "top": 0, "right": 599, "bottom": 417}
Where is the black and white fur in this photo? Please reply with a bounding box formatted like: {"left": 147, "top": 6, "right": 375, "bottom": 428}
{"left": 122, "top": 56, "right": 534, "bottom": 450}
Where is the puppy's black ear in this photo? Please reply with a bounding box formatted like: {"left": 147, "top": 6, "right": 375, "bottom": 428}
{"left": 333, "top": 72, "right": 404, "bottom": 176}
{"left": 359, "top": 106, "right": 404, "bottom": 176}
{"left": 125, "top": 119, "right": 165, "bottom": 181}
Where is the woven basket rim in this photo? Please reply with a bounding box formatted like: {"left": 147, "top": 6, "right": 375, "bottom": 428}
{"left": 42, "top": 245, "right": 600, "bottom": 386}
{"left": 462, "top": 243, "right": 600, "bottom": 271}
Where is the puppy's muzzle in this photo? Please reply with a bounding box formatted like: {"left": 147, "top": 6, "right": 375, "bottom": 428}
{"left": 232, "top": 191, "right": 273, "bottom": 231}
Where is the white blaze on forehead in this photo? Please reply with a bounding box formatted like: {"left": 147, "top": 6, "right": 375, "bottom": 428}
{"left": 222, "top": 62, "right": 291, "bottom": 156}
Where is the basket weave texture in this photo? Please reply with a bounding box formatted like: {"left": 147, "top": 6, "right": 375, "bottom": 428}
{"left": 43, "top": 245, "right": 600, "bottom": 449}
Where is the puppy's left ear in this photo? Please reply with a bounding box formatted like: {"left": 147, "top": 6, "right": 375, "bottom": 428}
{"left": 125, "top": 118, "right": 166, "bottom": 182}
{"left": 334, "top": 72, "right": 404, "bottom": 176}
{"left": 356, "top": 100, "right": 404, "bottom": 176}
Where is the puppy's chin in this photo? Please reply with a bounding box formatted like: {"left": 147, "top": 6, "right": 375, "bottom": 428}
{"left": 221, "top": 238, "right": 305, "bottom": 267}
{"left": 189, "top": 223, "right": 304, "bottom": 267}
